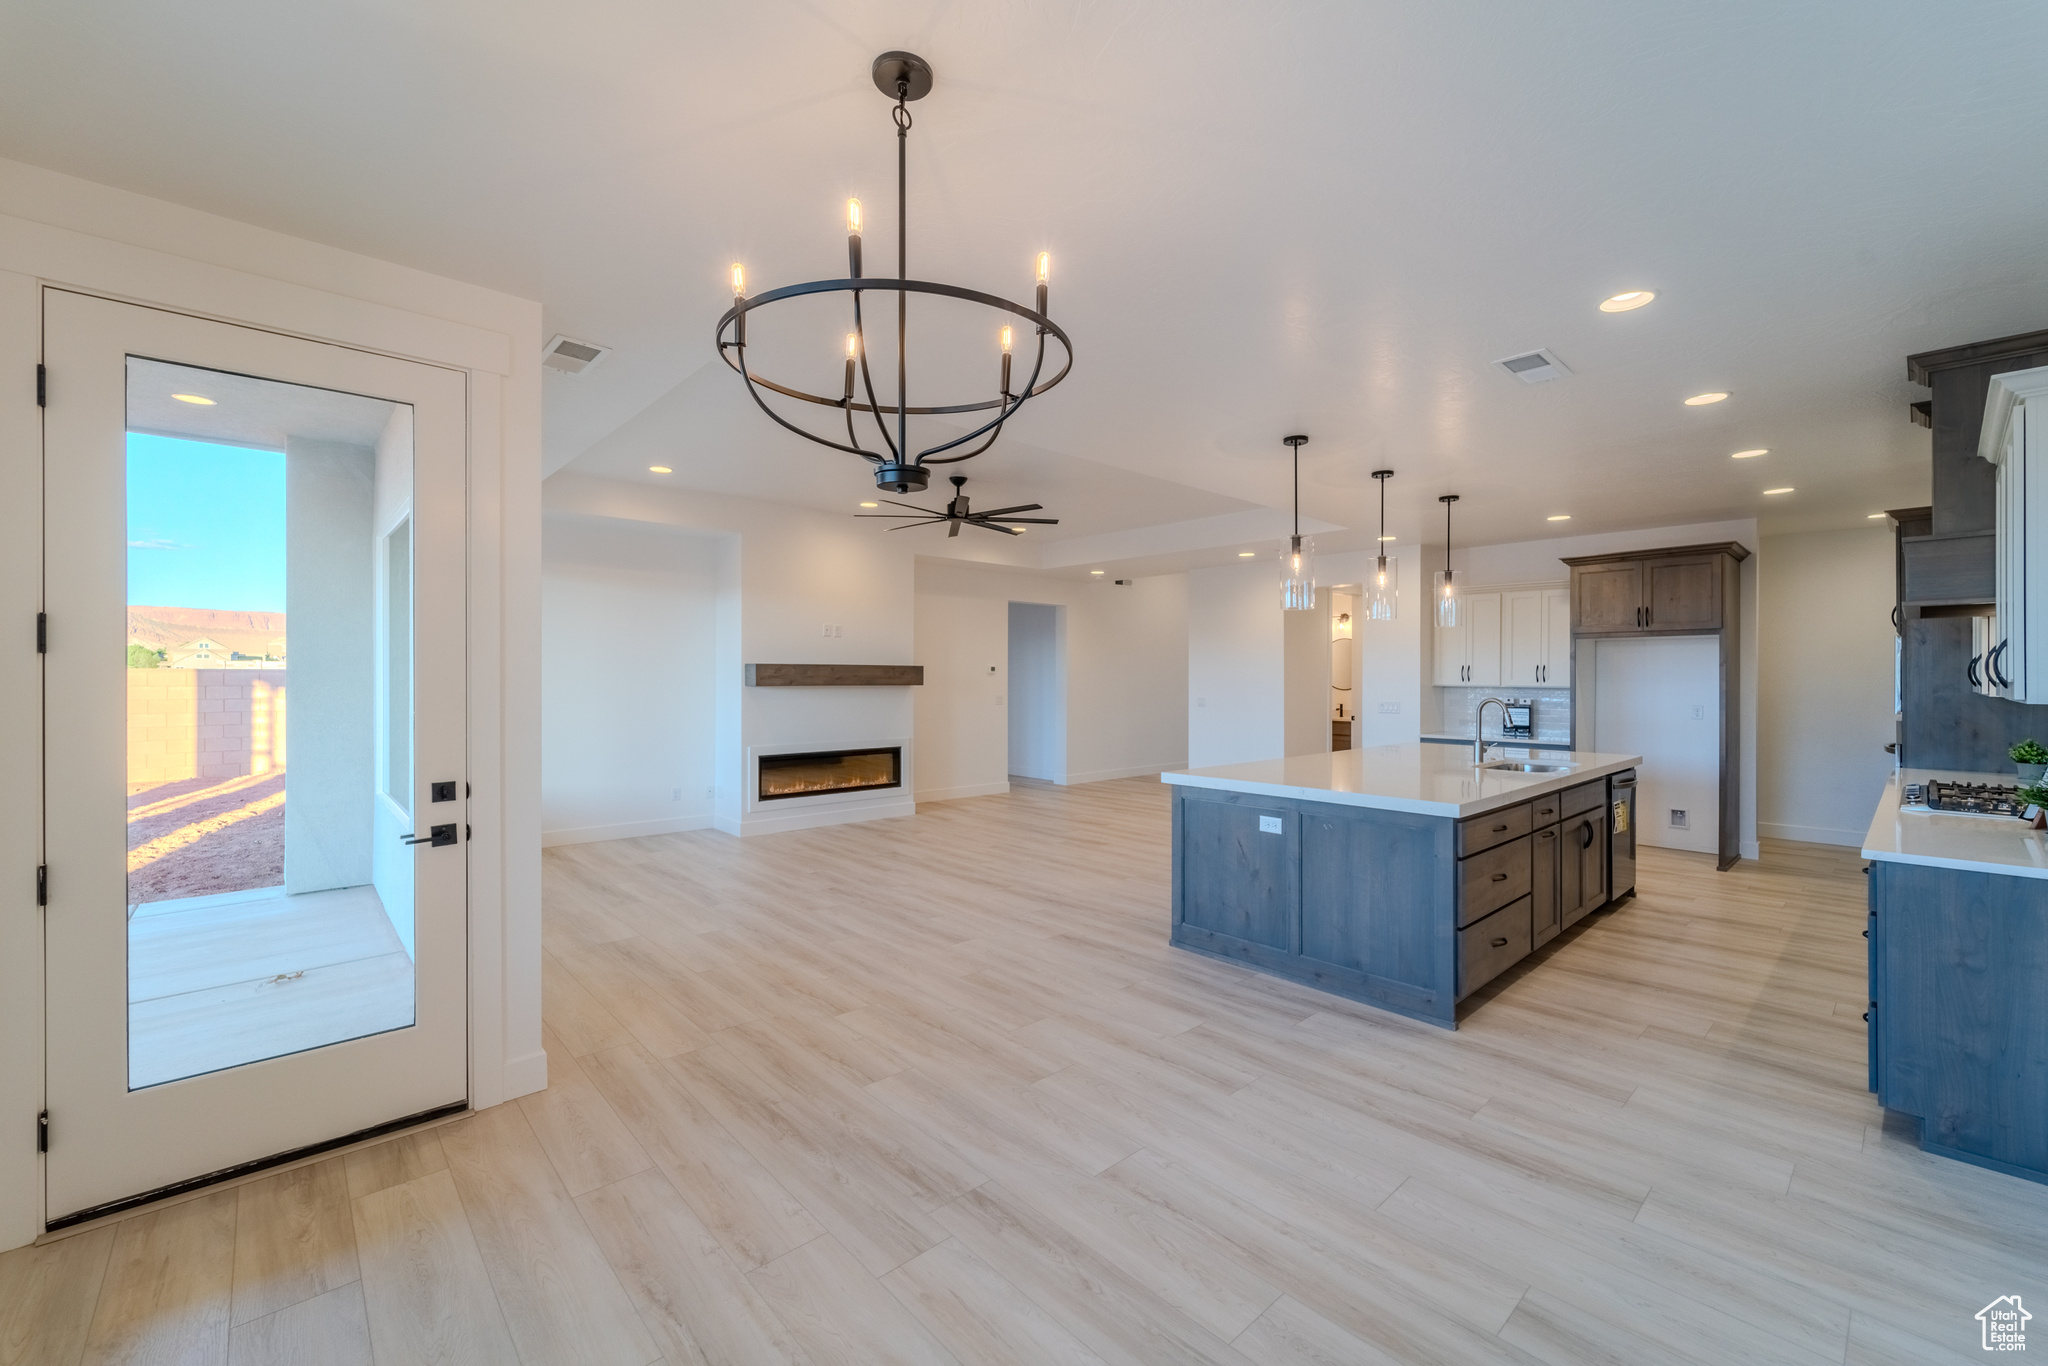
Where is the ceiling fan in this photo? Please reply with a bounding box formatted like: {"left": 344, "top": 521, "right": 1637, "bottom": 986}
{"left": 857, "top": 475, "right": 1059, "bottom": 537}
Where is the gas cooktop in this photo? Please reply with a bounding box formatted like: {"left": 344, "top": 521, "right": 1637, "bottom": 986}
{"left": 1902, "top": 779, "right": 2024, "bottom": 819}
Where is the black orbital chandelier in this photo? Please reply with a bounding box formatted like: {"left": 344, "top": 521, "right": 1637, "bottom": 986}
{"left": 717, "top": 52, "right": 1075, "bottom": 496}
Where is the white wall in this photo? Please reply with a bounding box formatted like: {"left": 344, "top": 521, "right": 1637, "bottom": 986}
{"left": 285, "top": 438, "right": 375, "bottom": 894}
{"left": 1283, "top": 589, "right": 1332, "bottom": 758}
{"left": 915, "top": 561, "right": 1188, "bottom": 796}
{"left": 1188, "top": 561, "right": 1286, "bottom": 767}
{"left": 912, "top": 594, "right": 1010, "bottom": 801}
{"left": 1590, "top": 636, "right": 1722, "bottom": 854}
{"left": 1187, "top": 545, "right": 1429, "bottom": 765}
{"left": 1757, "top": 526, "right": 1897, "bottom": 845}
{"left": 1007, "top": 602, "right": 1066, "bottom": 783}
{"left": 0, "top": 157, "right": 544, "bottom": 1252}
{"left": 543, "top": 473, "right": 918, "bottom": 835}
{"left": 541, "top": 514, "right": 722, "bottom": 845}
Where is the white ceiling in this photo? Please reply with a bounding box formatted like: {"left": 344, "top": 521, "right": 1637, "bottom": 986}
{"left": 9, "top": 0, "right": 2048, "bottom": 565}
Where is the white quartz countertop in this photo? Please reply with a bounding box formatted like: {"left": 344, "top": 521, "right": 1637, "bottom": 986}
{"left": 1161, "top": 744, "right": 1643, "bottom": 818}
{"left": 1862, "top": 770, "right": 2048, "bottom": 880}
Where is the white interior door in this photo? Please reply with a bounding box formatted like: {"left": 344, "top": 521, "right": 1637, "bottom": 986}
{"left": 42, "top": 289, "right": 469, "bottom": 1226}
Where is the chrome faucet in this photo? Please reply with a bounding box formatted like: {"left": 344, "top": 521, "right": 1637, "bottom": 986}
{"left": 1473, "top": 697, "right": 1510, "bottom": 765}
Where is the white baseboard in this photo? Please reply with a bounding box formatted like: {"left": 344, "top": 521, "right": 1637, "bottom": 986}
{"left": 1065, "top": 762, "right": 1181, "bottom": 785}
{"left": 1757, "top": 823, "right": 1861, "bottom": 848}
{"left": 500, "top": 1047, "right": 548, "bottom": 1101}
{"left": 541, "top": 814, "right": 713, "bottom": 848}
{"left": 916, "top": 781, "right": 1011, "bottom": 804}
{"left": 729, "top": 798, "right": 917, "bottom": 836}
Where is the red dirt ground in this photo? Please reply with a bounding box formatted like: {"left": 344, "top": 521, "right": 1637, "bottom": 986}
{"left": 127, "top": 773, "right": 286, "bottom": 904}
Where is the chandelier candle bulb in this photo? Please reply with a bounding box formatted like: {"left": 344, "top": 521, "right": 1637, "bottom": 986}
{"left": 847, "top": 198, "right": 863, "bottom": 276}
{"left": 1036, "top": 253, "right": 1049, "bottom": 317}
{"left": 843, "top": 334, "right": 858, "bottom": 401}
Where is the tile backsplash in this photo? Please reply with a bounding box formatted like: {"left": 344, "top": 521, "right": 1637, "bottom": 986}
{"left": 1437, "top": 687, "right": 1573, "bottom": 742}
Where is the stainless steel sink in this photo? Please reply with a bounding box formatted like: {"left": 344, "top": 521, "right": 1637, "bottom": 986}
{"left": 1481, "top": 760, "right": 1576, "bottom": 774}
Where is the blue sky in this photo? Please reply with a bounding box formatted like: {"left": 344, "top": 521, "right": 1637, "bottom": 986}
{"left": 127, "top": 434, "right": 286, "bottom": 612}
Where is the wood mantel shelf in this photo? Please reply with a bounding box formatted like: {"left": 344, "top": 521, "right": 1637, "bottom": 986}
{"left": 744, "top": 663, "right": 924, "bottom": 687}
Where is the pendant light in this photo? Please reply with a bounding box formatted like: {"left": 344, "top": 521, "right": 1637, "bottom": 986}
{"left": 1280, "top": 435, "right": 1316, "bottom": 611}
{"left": 1366, "top": 469, "right": 1397, "bottom": 621}
{"left": 1435, "top": 494, "right": 1460, "bottom": 628}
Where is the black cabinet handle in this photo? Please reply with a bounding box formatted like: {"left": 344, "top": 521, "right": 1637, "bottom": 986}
{"left": 1537, "top": 806, "right": 1554, "bottom": 816}
{"left": 1646, "top": 606, "right": 1652, "bottom": 627}
{"left": 1862, "top": 1010, "right": 1871, "bottom": 1023}
{"left": 1992, "top": 640, "right": 2012, "bottom": 689}
{"left": 1491, "top": 937, "right": 1510, "bottom": 948}
{"left": 1492, "top": 824, "right": 1509, "bottom": 832}
{"left": 1862, "top": 928, "right": 1869, "bottom": 938}
{"left": 1968, "top": 654, "right": 1981, "bottom": 688}
{"left": 1580, "top": 822, "right": 1595, "bottom": 848}
{"left": 1538, "top": 830, "right": 1555, "bottom": 840}
{"left": 1491, "top": 872, "right": 1509, "bottom": 882}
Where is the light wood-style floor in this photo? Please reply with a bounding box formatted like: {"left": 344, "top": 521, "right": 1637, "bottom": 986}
{"left": 8, "top": 777, "right": 2044, "bottom": 1365}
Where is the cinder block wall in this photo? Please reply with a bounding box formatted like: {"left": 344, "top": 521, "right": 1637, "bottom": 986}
{"left": 127, "top": 669, "right": 288, "bottom": 786}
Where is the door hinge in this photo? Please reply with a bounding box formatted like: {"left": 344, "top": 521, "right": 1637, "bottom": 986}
{"left": 36, "top": 1111, "right": 48, "bottom": 1153}
{"left": 36, "top": 613, "right": 47, "bottom": 653}
{"left": 36, "top": 865, "right": 46, "bottom": 906}
{"left": 35, "top": 364, "right": 45, "bottom": 408}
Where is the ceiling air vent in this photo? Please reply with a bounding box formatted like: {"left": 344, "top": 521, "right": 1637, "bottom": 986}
{"left": 542, "top": 335, "right": 612, "bottom": 375}
{"left": 1495, "top": 348, "right": 1571, "bottom": 385}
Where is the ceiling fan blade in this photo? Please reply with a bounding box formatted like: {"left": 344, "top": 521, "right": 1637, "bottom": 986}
{"left": 968, "top": 520, "right": 1022, "bottom": 535}
{"left": 947, "top": 518, "right": 961, "bottom": 537}
{"left": 856, "top": 513, "right": 935, "bottom": 520}
{"left": 973, "top": 504, "right": 1043, "bottom": 517}
{"left": 875, "top": 498, "right": 936, "bottom": 513}
{"left": 974, "top": 516, "right": 1059, "bottom": 525}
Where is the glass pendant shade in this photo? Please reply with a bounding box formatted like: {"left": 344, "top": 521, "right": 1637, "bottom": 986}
{"left": 1281, "top": 536, "right": 1317, "bottom": 611}
{"left": 1434, "top": 570, "right": 1459, "bottom": 627}
{"left": 1365, "top": 555, "right": 1397, "bottom": 620}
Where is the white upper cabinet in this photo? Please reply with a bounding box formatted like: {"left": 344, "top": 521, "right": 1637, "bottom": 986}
{"left": 1503, "top": 589, "right": 1573, "bottom": 687}
{"left": 1432, "top": 591, "right": 1501, "bottom": 685}
{"left": 1981, "top": 368, "right": 2048, "bottom": 702}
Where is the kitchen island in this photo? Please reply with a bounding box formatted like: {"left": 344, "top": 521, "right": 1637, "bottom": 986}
{"left": 1863, "top": 771, "right": 2048, "bottom": 1184}
{"left": 1162, "top": 744, "right": 1641, "bottom": 1027}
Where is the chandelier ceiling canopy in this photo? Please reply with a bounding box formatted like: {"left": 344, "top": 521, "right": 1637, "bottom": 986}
{"left": 717, "top": 52, "right": 1075, "bottom": 496}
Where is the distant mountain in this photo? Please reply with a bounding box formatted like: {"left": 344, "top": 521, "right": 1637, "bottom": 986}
{"left": 128, "top": 605, "right": 285, "bottom": 657}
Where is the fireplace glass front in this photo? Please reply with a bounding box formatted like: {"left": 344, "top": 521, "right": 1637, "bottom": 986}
{"left": 757, "top": 746, "right": 902, "bottom": 801}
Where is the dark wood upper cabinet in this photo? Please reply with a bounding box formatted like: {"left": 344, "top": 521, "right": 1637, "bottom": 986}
{"left": 1573, "top": 562, "right": 1642, "bottom": 633}
{"left": 1562, "top": 543, "right": 1748, "bottom": 636}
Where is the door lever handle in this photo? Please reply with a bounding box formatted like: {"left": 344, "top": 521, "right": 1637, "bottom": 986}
{"left": 401, "top": 824, "right": 459, "bottom": 847}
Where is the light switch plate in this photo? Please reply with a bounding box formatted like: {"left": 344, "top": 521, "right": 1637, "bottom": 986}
{"left": 1378, "top": 701, "right": 1400, "bottom": 714}
{"left": 1259, "top": 815, "right": 1283, "bottom": 834}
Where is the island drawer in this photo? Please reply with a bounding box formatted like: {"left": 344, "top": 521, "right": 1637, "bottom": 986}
{"left": 1561, "top": 778, "right": 1606, "bottom": 818}
{"left": 1458, "top": 834, "right": 1531, "bottom": 925}
{"left": 1458, "top": 896, "right": 1533, "bottom": 999}
{"left": 1456, "top": 803, "right": 1531, "bottom": 857}
{"left": 1528, "top": 793, "right": 1565, "bottom": 827}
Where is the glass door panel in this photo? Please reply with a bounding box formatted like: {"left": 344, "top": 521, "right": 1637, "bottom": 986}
{"left": 123, "top": 358, "right": 417, "bottom": 1089}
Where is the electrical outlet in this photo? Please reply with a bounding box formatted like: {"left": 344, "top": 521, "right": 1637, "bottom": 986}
{"left": 1258, "top": 815, "right": 1283, "bottom": 834}
{"left": 671, "top": 787, "right": 681, "bottom": 802}
{"left": 1378, "top": 701, "right": 1400, "bottom": 714}
{"left": 820, "top": 623, "right": 844, "bottom": 638}
{"left": 1195, "top": 696, "right": 1207, "bottom": 708}
{"left": 1670, "top": 809, "right": 1689, "bottom": 829}
{"left": 1690, "top": 704, "right": 1705, "bottom": 720}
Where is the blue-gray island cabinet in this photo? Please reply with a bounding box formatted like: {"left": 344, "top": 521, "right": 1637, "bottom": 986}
{"left": 1163, "top": 745, "right": 1642, "bottom": 1028}
{"left": 1864, "top": 772, "right": 2048, "bottom": 1184}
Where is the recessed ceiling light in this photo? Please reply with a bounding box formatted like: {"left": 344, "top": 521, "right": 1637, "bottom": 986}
{"left": 1376, "top": 535, "right": 1397, "bottom": 542}
{"left": 1731, "top": 448, "right": 1767, "bottom": 459}
{"left": 859, "top": 501, "right": 878, "bottom": 508}
{"left": 1684, "top": 392, "right": 1730, "bottom": 406}
{"left": 1238, "top": 551, "right": 1255, "bottom": 557}
{"left": 1598, "top": 290, "right": 1655, "bottom": 312}
{"left": 1547, "top": 515, "right": 1571, "bottom": 521}
{"left": 1763, "top": 487, "right": 1794, "bottom": 495}
{"left": 648, "top": 465, "right": 672, "bottom": 473}
{"left": 171, "top": 393, "right": 216, "bottom": 405}
{"left": 1090, "top": 569, "right": 1105, "bottom": 576}
{"left": 1867, "top": 512, "right": 1886, "bottom": 519}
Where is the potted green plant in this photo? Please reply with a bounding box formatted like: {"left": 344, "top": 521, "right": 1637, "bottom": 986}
{"left": 2018, "top": 780, "right": 2048, "bottom": 826}
{"left": 2013, "top": 739, "right": 2048, "bottom": 782}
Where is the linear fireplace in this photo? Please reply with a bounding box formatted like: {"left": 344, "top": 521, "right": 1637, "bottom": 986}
{"left": 757, "top": 746, "right": 903, "bottom": 802}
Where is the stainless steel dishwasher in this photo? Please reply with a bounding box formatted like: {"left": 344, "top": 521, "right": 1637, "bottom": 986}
{"left": 1608, "top": 769, "right": 1637, "bottom": 905}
